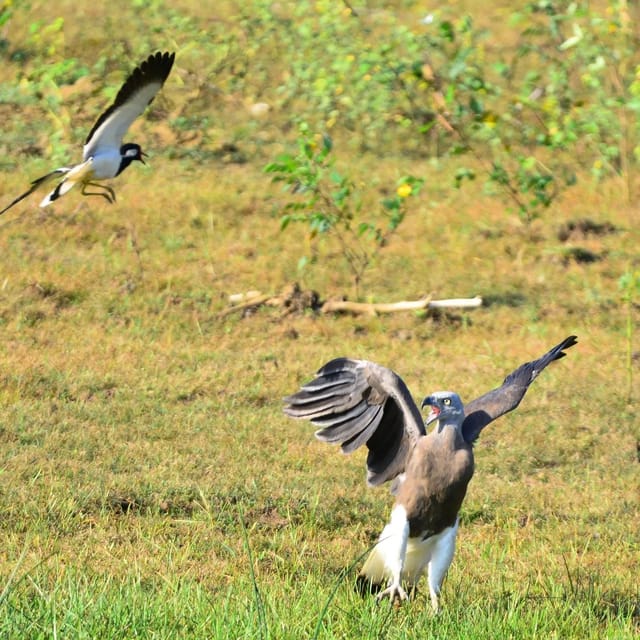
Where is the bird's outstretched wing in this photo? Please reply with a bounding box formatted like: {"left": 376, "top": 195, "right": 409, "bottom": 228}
{"left": 0, "top": 168, "right": 70, "bottom": 216}
{"left": 284, "top": 358, "right": 426, "bottom": 486}
{"left": 461, "top": 335, "right": 578, "bottom": 443}
{"left": 83, "top": 51, "right": 175, "bottom": 160}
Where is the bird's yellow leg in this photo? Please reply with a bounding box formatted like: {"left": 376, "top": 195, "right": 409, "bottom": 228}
{"left": 81, "top": 182, "right": 116, "bottom": 203}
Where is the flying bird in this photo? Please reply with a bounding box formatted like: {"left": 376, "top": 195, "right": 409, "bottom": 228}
{"left": 284, "top": 335, "right": 577, "bottom": 610}
{"left": 0, "top": 51, "right": 175, "bottom": 215}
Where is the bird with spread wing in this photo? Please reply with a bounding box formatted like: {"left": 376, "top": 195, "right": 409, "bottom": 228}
{"left": 0, "top": 51, "right": 175, "bottom": 215}
{"left": 284, "top": 335, "right": 577, "bottom": 610}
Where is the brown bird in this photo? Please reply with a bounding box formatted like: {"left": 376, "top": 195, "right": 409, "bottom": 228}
{"left": 283, "top": 335, "right": 577, "bottom": 610}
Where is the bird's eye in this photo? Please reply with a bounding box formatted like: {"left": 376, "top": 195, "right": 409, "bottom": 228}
{"left": 443, "top": 398, "right": 451, "bottom": 405}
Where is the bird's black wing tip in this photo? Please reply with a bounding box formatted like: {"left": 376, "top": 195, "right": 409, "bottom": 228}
{"left": 142, "top": 51, "right": 175, "bottom": 78}
{"left": 151, "top": 51, "right": 176, "bottom": 65}
{"left": 556, "top": 335, "right": 578, "bottom": 358}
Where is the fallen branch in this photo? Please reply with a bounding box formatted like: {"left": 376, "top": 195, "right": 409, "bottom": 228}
{"left": 220, "top": 285, "right": 482, "bottom": 318}
{"left": 321, "top": 296, "right": 482, "bottom": 315}
{"left": 218, "top": 292, "right": 275, "bottom": 318}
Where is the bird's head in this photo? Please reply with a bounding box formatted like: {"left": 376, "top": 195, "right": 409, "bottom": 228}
{"left": 120, "top": 143, "right": 147, "bottom": 165}
{"left": 421, "top": 391, "right": 464, "bottom": 432}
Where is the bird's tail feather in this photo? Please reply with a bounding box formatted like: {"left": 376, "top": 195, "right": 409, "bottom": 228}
{"left": 359, "top": 545, "right": 388, "bottom": 585}
{"left": 40, "top": 177, "right": 76, "bottom": 208}
{"left": 0, "top": 168, "right": 70, "bottom": 216}
{"left": 40, "top": 160, "right": 94, "bottom": 208}
{"left": 356, "top": 536, "right": 432, "bottom": 596}
{"left": 355, "top": 545, "right": 388, "bottom": 595}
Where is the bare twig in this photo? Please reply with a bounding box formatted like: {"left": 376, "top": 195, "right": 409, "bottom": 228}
{"left": 220, "top": 287, "right": 482, "bottom": 318}
{"left": 218, "top": 293, "right": 274, "bottom": 318}
{"left": 321, "top": 296, "right": 482, "bottom": 315}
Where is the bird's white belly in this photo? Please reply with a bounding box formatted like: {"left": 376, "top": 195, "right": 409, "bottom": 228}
{"left": 403, "top": 521, "right": 458, "bottom": 585}
{"left": 364, "top": 506, "right": 459, "bottom": 588}
{"left": 87, "top": 152, "right": 121, "bottom": 179}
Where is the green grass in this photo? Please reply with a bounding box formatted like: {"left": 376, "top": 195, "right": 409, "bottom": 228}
{"left": 1, "top": 562, "right": 638, "bottom": 638}
{"left": 1, "top": 1, "right": 639, "bottom": 638}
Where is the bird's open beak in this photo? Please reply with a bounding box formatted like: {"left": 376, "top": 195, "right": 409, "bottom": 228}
{"left": 421, "top": 396, "right": 441, "bottom": 426}
{"left": 139, "top": 151, "right": 148, "bottom": 165}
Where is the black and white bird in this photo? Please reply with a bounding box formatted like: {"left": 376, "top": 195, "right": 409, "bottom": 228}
{"left": 0, "top": 51, "right": 175, "bottom": 215}
{"left": 284, "top": 336, "right": 577, "bottom": 610}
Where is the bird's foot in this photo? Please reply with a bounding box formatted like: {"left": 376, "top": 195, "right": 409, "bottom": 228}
{"left": 428, "top": 589, "right": 441, "bottom": 614}
{"left": 376, "top": 582, "right": 408, "bottom": 605}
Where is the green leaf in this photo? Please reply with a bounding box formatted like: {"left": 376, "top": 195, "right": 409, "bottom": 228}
{"left": 358, "top": 222, "right": 374, "bottom": 236}
{"left": 439, "top": 21, "right": 455, "bottom": 42}
{"left": 303, "top": 142, "right": 314, "bottom": 160}
{"left": 454, "top": 167, "right": 476, "bottom": 188}
{"left": 381, "top": 198, "right": 400, "bottom": 211}
{"left": 280, "top": 215, "right": 291, "bottom": 231}
{"left": 469, "top": 96, "right": 483, "bottom": 116}
{"left": 329, "top": 171, "right": 344, "bottom": 185}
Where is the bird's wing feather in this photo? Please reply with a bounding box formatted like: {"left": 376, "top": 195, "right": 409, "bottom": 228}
{"left": 284, "top": 358, "right": 426, "bottom": 486}
{"left": 461, "top": 335, "right": 577, "bottom": 443}
{"left": 83, "top": 51, "right": 175, "bottom": 160}
{"left": 39, "top": 160, "right": 94, "bottom": 207}
{"left": 0, "top": 168, "right": 70, "bottom": 216}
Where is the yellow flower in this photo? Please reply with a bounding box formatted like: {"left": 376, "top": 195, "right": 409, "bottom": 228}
{"left": 397, "top": 183, "right": 412, "bottom": 198}
{"left": 309, "top": 133, "right": 323, "bottom": 149}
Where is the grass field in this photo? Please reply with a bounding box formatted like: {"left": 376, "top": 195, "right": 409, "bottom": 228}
{"left": 0, "top": 2, "right": 639, "bottom": 638}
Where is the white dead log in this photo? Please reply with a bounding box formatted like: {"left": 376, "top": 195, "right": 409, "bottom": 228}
{"left": 218, "top": 293, "right": 272, "bottom": 318}
{"left": 320, "top": 296, "right": 482, "bottom": 315}
{"left": 221, "top": 288, "right": 482, "bottom": 318}
{"left": 423, "top": 297, "right": 483, "bottom": 309}
{"left": 228, "top": 290, "right": 262, "bottom": 304}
